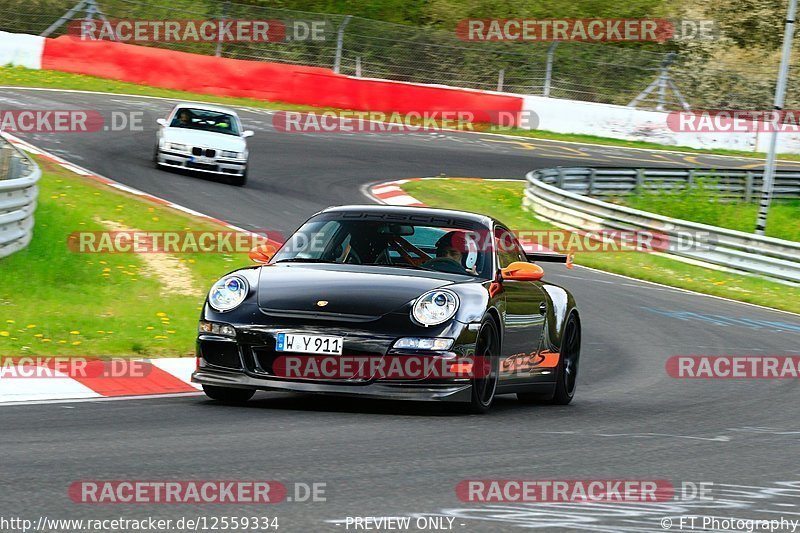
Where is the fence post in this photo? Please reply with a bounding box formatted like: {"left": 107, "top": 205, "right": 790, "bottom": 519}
{"left": 687, "top": 169, "right": 695, "bottom": 191}
{"left": 333, "top": 15, "right": 352, "bottom": 74}
{"left": 497, "top": 69, "right": 505, "bottom": 92}
{"left": 745, "top": 171, "right": 754, "bottom": 202}
{"left": 215, "top": 1, "right": 230, "bottom": 58}
{"left": 557, "top": 167, "right": 565, "bottom": 188}
{"left": 543, "top": 41, "right": 559, "bottom": 97}
{"left": 355, "top": 56, "right": 362, "bottom": 77}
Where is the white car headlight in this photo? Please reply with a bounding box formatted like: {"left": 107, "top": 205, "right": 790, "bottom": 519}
{"left": 208, "top": 275, "right": 249, "bottom": 312}
{"left": 412, "top": 289, "right": 459, "bottom": 326}
{"left": 168, "top": 142, "right": 187, "bottom": 151}
{"left": 221, "top": 150, "right": 242, "bottom": 158}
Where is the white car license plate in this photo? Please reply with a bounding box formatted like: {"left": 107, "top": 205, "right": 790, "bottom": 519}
{"left": 276, "top": 333, "right": 343, "bottom": 355}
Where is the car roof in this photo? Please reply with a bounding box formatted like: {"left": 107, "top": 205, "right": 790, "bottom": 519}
{"left": 319, "top": 205, "right": 498, "bottom": 228}
{"left": 171, "top": 102, "right": 240, "bottom": 117}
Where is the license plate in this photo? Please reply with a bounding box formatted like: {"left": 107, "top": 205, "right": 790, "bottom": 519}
{"left": 191, "top": 155, "right": 214, "bottom": 164}
{"left": 276, "top": 333, "right": 343, "bottom": 355}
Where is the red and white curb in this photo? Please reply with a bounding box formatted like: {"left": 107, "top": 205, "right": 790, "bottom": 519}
{"left": 369, "top": 179, "right": 427, "bottom": 207}
{"left": 0, "top": 358, "right": 199, "bottom": 404}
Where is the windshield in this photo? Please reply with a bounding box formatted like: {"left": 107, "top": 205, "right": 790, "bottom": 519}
{"left": 169, "top": 108, "right": 240, "bottom": 136}
{"left": 271, "top": 218, "right": 493, "bottom": 278}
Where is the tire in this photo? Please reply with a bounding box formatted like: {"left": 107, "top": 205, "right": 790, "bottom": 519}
{"left": 153, "top": 146, "right": 163, "bottom": 169}
{"left": 464, "top": 318, "right": 500, "bottom": 414}
{"left": 202, "top": 385, "right": 255, "bottom": 403}
{"left": 227, "top": 166, "right": 248, "bottom": 187}
{"left": 518, "top": 313, "right": 580, "bottom": 405}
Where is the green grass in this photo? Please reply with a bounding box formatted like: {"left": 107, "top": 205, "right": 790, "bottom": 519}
{"left": 622, "top": 186, "right": 800, "bottom": 242}
{"left": 402, "top": 179, "right": 800, "bottom": 314}
{"left": 2, "top": 65, "right": 799, "bottom": 162}
{"left": 0, "top": 158, "right": 254, "bottom": 357}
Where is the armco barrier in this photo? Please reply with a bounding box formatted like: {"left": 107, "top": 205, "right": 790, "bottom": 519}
{"left": 535, "top": 167, "right": 800, "bottom": 201}
{"left": 524, "top": 169, "right": 800, "bottom": 283}
{"left": 0, "top": 133, "right": 41, "bottom": 259}
{"left": 38, "top": 35, "right": 522, "bottom": 123}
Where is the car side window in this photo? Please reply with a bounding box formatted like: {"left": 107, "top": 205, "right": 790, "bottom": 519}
{"left": 494, "top": 227, "right": 525, "bottom": 269}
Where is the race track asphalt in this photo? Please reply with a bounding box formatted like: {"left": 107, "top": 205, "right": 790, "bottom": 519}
{"left": 1, "top": 88, "right": 799, "bottom": 532}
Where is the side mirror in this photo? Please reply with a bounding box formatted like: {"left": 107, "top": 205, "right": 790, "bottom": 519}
{"left": 242, "top": 130, "right": 254, "bottom": 138}
{"left": 501, "top": 261, "right": 544, "bottom": 281}
{"left": 156, "top": 118, "right": 167, "bottom": 127}
{"left": 248, "top": 244, "right": 275, "bottom": 264}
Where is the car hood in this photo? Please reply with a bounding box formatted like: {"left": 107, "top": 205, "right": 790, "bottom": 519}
{"left": 257, "top": 264, "right": 454, "bottom": 319}
{"left": 162, "top": 127, "right": 245, "bottom": 151}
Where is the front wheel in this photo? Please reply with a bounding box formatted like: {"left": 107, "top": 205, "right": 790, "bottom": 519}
{"left": 227, "top": 166, "right": 248, "bottom": 186}
{"left": 202, "top": 385, "right": 255, "bottom": 403}
{"left": 465, "top": 318, "right": 500, "bottom": 414}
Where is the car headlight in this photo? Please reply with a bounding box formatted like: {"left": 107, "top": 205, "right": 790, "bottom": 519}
{"left": 412, "top": 289, "right": 459, "bottom": 326}
{"left": 168, "top": 142, "right": 187, "bottom": 151}
{"left": 221, "top": 150, "right": 241, "bottom": 158}
{"left": 208, "top": 275, "right": 249, "bottom": 312}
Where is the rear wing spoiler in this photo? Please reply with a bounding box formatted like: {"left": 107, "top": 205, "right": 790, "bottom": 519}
{"left": 525, "top": 252, "right": 574, "bottom": 269}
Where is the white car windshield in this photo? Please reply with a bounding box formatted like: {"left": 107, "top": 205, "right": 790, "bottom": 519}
{"left": 170, "top": 108, "right": 240, "bottom": 136}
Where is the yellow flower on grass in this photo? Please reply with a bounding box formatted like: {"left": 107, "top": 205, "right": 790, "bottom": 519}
{"left": 26, "top": 324, "right": 36, "bottom": 329}
{"left": 6, "top": 319, "right": 14, "bottom": 324}
{"left": 72, "top": 341, "right": 81, "bottom": 346}
{"left": 156, "top": 312, "right": 167, "bottom": 317}
{"left": 0, "top": 331, "right": 9, "bottom": 337}
{"left": 34, "top": 334, "right": 43, "bottom": 338}
{"left": 42, "top": 339, "right": 51, "bottom": 343}
{"left": 58, "top": 340, "right": 67, "bottom": 344}
{"left": 70, "top": 330, "right": 80, "bottom": 335}
{"left": 145, "top": 326, "right": 154, "bottom": 330}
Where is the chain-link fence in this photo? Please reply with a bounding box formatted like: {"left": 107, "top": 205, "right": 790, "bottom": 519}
{"left": 0, "top": 0, "right": 795, "bottom": 110}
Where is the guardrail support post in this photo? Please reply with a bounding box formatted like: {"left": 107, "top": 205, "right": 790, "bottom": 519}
{"left": 587, "top": 169, "right": 596, "bottom": 195}
{"left": 497, "top": 69, "right": 505, "bottom": 92}
{"left": 635, "top": 168, "right": 645, "bottom": 193}
{"left": 557, "top": 167, "right": 565, "bottom": 188}
{"left": 745, "top": 171, "right": 754, "bottom": 202}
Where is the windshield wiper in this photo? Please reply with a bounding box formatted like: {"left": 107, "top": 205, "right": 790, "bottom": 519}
{"left": 272, "top": 258, "right": 337, "bottom": 264}
{"left": 363, "top": 262, "right": 433, "bottom": 271}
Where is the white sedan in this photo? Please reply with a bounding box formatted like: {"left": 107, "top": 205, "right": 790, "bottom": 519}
{"left": 154, "top": 103, "right": 254, "bottom": 186}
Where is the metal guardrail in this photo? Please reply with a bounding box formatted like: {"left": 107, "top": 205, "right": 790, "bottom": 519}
{"left": 0, "top": 134, "right": 41, "bottom": 259}
{"left": 535, "top": 167, "right": 800, "bottom": 201}
{"left": 524, "top": 168, "right": 800, "bottom": 283}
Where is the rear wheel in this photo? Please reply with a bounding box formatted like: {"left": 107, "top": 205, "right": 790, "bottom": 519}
{"left": 465, "top": 319, "right": 499, "bottom": 414}
{"left": 202, "top": 385, "right": 255, "bottom": 403}
{"left": 518, "top": 313, "right": 580, "bottom": 405}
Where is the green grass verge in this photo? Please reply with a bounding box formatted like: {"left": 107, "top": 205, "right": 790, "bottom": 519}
{"left": 0, "top": 158, "right": 253, "bottom": 357}
{"left": 2, "top": 65, "right": 799, "bottom": 162}
{"left": 622, "top": 189, "right": 799, "bottom": 242}
{"left": 402, "top": 179, "right": 800, "bottom": 314}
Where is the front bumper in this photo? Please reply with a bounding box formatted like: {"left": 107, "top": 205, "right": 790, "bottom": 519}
{"left": 191, "top": 315, "right": 480, "bottom": 403}
{"left": 192, "top": 367, "right": 473, "bottom": 402}
{"left": 157, "top": 149, "right": 247, "bottom": 176}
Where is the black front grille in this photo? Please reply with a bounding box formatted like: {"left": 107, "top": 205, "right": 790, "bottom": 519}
{"left": 205, "top": 148, "right": 216, "bottom": 158}
{"left": 200, "top": 341, "right": 242, "bottom": 369}
{"left": 187, "top": 162, "right": 218, "bottom": 171}
{"left": 191, "top": 147, "right": 202, "bottom": 156}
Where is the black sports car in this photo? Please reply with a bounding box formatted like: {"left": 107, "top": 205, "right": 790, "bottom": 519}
{"left": 192, "top": 205, "right": 581, "bottom": 413}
